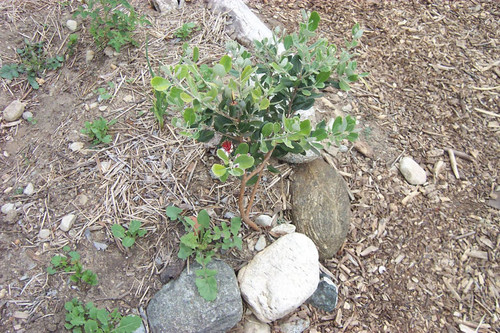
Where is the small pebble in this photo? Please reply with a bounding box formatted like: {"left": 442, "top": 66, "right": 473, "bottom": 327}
{"left": 60, "top": 214, "right": 77, "bottom": 232}
{"left": 255, "top": 214, "right": 273, "bottom": 227}
{"left": 23, "top": 183, "right": 34, "bottom": 196}
{"left": 254, "top": 235, "right": 266, "bottom": 251}
{"left": 5, "top": 210, "right": 18, "bottom": 223}
{"left": 1, "top": 203, "right": 15, "bottom": 214}
{"left": 76, "top": 194, "right": 88, "bottom": 205}
{"left": 104, "top": 47, "right": 114, "bottom": 57}
{"left": 89, "top": 102, "right": 99, "bottom": 109}
{"left": 66, "top": 19, "right": 77, "bottom": 31}
{"left": 69, "top": 142, "right": 85, "bottom": 152}
{"left": 339, "top": 145, "right": 348, "bottom": 153}
{"left": 39, "top": 229, "right": 51, "bottom": 240}
{"left": 399, "top": 156, "right": 427, "bottom": 185}
{"left": 0, "top": 289, "right": 6, "bottom": 299}
{"left": 270, "top": 223, "right": 296, "bottom": 236}
{"left": 22, "top": 111, "right": 33, "bottom": 120}
{"left": 123, "top": 94, "right": 133, "bottom": 103}
{"left": 98, "top": 106, "right": 108, "bottom": 111}
{"left": 3, "top": 100, "right": 26, "bottom": 122}
{"left": 85, "top": 50, "right": 95, "bottom": 64}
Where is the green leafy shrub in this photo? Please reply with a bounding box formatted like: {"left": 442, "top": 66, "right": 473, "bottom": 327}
{"left": 175, "top": 22, "right": 199, "bottom": 40}
{"left": 81, "top": 117, "right": 117, "bottom": 145}
{"left": 151, "top": 11, "right": 367, "bottom": 230}
{"left": 47, "top": 246, "right": 98, "bottom": 286}
{"left": 74, "top": 0, "right": 150, "bottom": 52}
{"left": 0, "top": 39, "right": 64, "bottom": 89}
{"left": 166, "top": 206, "right": 242, "bottom": 301}
{"left": 111, "top": 220, "right": 147, "bottom": 248}
{"left": 64, "top": 297, "right": 142, "bottom": 333}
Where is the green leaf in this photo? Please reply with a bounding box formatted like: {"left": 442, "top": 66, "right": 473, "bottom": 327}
{"left": 178, "top": 243, "right": 194, "bottom": 259}
{"left": 213, "top": 64, "right": 226, "bottom": 77}
{"left": 180, "top": 233, "right": 199, "bottom": 249}
{"left": 300, "top": 119, "right": 312, "bottom": 135}
{"left": 230, "top": 168, "right": 244, "bottom": 177}
{"left": 259, "top": 98, "right": 270, "bottom": 110}
{"left": 267, "top": 165, "right": 281, "bottom": 174}
{"left": 234, "top": 155, "right": 254, "bottom": 169}
{"left": 283, "top": 35, "right": 293, "bottom": 50}
{"left": 197, "top": 209, "right": 210, "bottom": 229}
{"left": 115, "top": 315, "right": 142, "bottom": 333}
{"left": 122, "top": 236, "right": 135, "bottom": 248}
{"left": 111, "top": 224, "right": 126, "bottom": 239}
{"left": 240, "top": 65, "right": 255, "bottom": 83}
{"left": 183, "top": 108, "right": 196, "bottom": 125}
{"left": 216, "top": 148, "right": 230, "bottom": 164}
{"left": 261, "top": 123, "right": 273, "bottom": 137}
{"left": 128, "top": 220, "right": 141, "bottom": 234}
{"left": 151, "top": 77, "right": 171, "bottom": 91}
{"left": 166, "top": 206, "right": 183, "bottom": 220}
{"left": 220, "top": 55, "right": 232, "bottom": 73}
{"left": 195, "top": 276, "right": 218, "bottom": 301}
{"left": 316, "top": 71, "right": 331, "bottom": 84}
{"left": 211, "top": 164, "right": 227, "bottom": 178}
{"left": 339, "top": 79, "right": 350, "bottom": 91}
{"left": 180, "top": 92, "right": 193, "bottom": 103}
{"left": 235, "top": 143, "right": 249, "bottom": 155}
{"left": 230, "top": 217, "right": 241, "bottom": 236}
{"left": 308, "top": 11, "right": 320, "bottom": 31}
{"left": 193, "top": 46, "right": 199, "bottom": 62}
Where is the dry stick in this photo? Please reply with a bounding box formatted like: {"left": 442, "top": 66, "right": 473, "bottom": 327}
{"left": 238, "top": 149, "right": 275, "bottom": 231}
{"left": 447, "top": 149, "right": 460, "bottom": 179}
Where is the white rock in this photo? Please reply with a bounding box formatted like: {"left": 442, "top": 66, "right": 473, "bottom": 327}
{"left": 104, "top": 47, "right": 114, "bottom": 57}
{"left": 123, "top": 94, "right": 133, "bottom": 103}
{"left": 89, "top": 102, "right": 99, "bottom": 109}
{"left": 22, "top": 111, "right": 33, "bottom": 120}
{"left": 1, "top": 203, "right": 15, "bottom": 214}
{"left": 270, "top": 223, "right": 296, "bottom": 236}
{"left": 38, "top": 229, "right": 51, "bottom": 240}
{"left": 3, "top": 100, "right": 26, "bottom": 122}
{"left": 59, "top": 214, "right": 77, "bottom": 232}
{"left": 255, "top": 214, "right": 273, "bottom": 227}
{"left": 238, "top": 233, "right": 319, "bottom": 323}
{"left": 69, "top": 142, "right": 85, "bottom": 152}
{"left": 98, "top": 106, "right": 108, "bottom": 111}
{"left": 85, "top": 50, "right": 95, "bottom": 64}
{"left": 399, "top": 156, "right": 427, "bottom": 185}
{"left": 254, "top": 235, "right": 266, "bottom": 251}
{"left": 243, "top": 315, "right": 270, "bottom": 333}
{"left": 66, "top": 19, "right": 77, "bottom": 31}
{"left": 23, "top": 183, "right": 34, "bottom": 196}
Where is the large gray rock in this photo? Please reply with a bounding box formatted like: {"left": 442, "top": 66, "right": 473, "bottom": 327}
{"left": 238, "top": 233, "right": 319, "bottom": 323}
{"left": 306, "top": 274, "right": 338, "bottom": 312}
{"left": 291, "top": 159, "right": 351, "bottom": 260}
{"left": 147, "top": 259, "right": 242, "bottom": 333}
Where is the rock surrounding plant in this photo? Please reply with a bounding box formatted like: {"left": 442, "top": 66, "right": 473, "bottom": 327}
{"left": 175, "top": 22, "right": 200, "bottom": 40}
{"left": 111, "top": 220, "right": 147, "bottom": 248}
{"left": 64, "top": 297, "right": 142, "bottom": 333}
{"left": 74, "top": 0, "right": 150, "bottom": 52}
{"left": 166, "top": 206, "right": 242, "bottom": 301}
{"left": 47, "top": 246, "right": 98, "bottom": 286}
{"left": 81, "top": 117, "right": 117, "bottom": 145}
{"left": 152, "top": 11, "right": 366, "bottom": 230}
{"left": 0, "top": 39, "right": 64, "bottom": 89}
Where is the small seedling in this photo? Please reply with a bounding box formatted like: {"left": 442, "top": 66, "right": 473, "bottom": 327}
{"left": 64, "top": 297, "right": 142, "bottom": 333}
{"left": 26, "top": 116, "right": 38, "bottom": 125}
{"left": 111, "top": 220, "right": 147, "bottom": 248}
{"left": 66, "top": 33, "right": 79, "bottom": 56}
{"left": 175, "top": 22, "right": 199, "bottom": 40}
{"left": 95, "top": 81, "right": 115, "bottom": 102}
{"left": 81, "top": 117, "right": 117, "bottom": 145}
{"left": 166, "top": 206, "right": 242, "bottom": 301}
{"left": 47, "top": 246, "right": 98, "bottom": 286}
{"left": 74, "top": 0, "right": 150, "bottom": 52}
{"left": 0, "top": 39, "right": 64, "bottom": 89}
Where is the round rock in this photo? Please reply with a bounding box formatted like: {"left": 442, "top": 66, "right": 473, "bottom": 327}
{"left": 3, "top": 100, "right": 26, "bottom": 122}
{"left": 255, "top": 214, "right": 273, "bottom": 227}
{"left": 59, "top": 214, "right": 77, "bottom": 232}
{"left": 1, "top": 203, "right": 15, "bottom": 214}
{"left": 39, "top": 229, "right": 51, "bottom": 240}
{"left": 23, "top": 183, "right": 34, "bottom": 196}
{"left": 66, "top": 19, "right": 77, "bottom": 31}
{"left": 399, "top": 156, "right": 427, "bottom": 185}
{"left": 147, "top": 259, "right": 242, "bottom": 333}
{"left": 238, "top": 233, "right": 319, "bottom": 323}
{"left": 291, "top": 159, "right": 351, "bottom": 260}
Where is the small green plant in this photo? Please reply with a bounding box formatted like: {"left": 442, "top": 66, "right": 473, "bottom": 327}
{"left": 166, "top": 206, "right": 242, "bottom": 301}
{"left": 47, "top": 246, "right": 98, "bottom": 286}
{"left": 111, "top": 220, "right": 147, "bottom": 248}
{"left": 175, "top": 22, "right": 199, "bottom": 40}
{"left": 81, "top": 117, "right": 117, "bottom": 145}
{"left": 0, "top": 39, "right": 64, "bottom": 89}
{"left": 66, "top": 33, "right": 79, "bottom": 56}
{"left": 151, "top": 11, "right": 367, "bottom": 230}
{"left": 95, "top": 82, "right": 115, "bottom": 101}
{"left": 64, "top": 297, "right": 142, "bottom": 333}
{"left": 145, "top": 39, "right": 168, "bottom": 129}
{"left": 74, "top": 0, "right": 150, "bottom": 52}
{"left": 26, "top": 116, "right": 38, "bottom": 125}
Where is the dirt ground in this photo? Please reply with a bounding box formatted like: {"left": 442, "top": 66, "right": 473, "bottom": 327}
{"left": 0, "top": 0, "right": 498, "bottom": 332}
